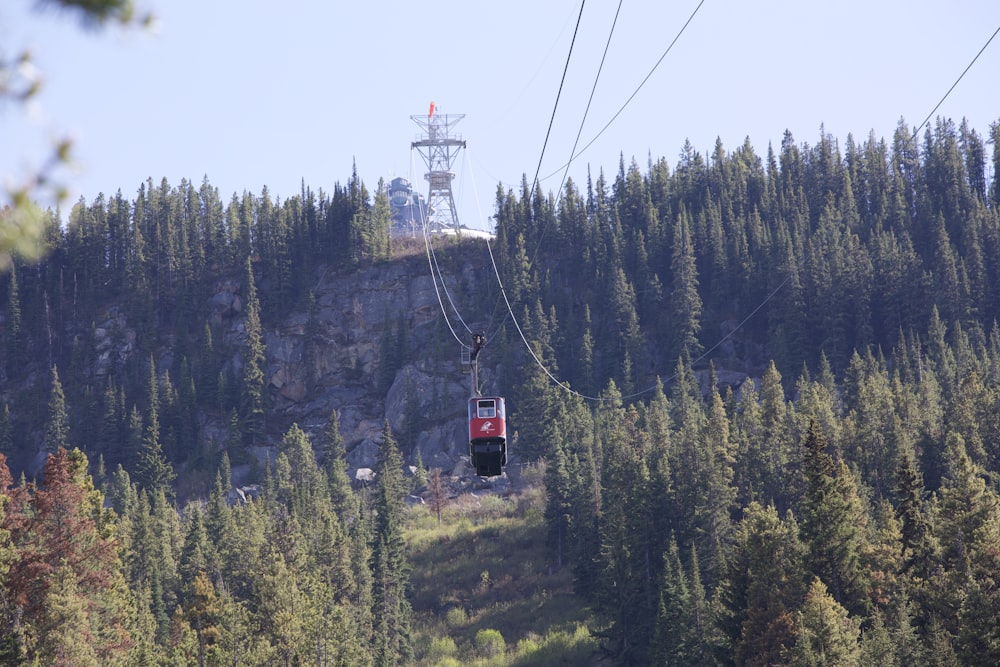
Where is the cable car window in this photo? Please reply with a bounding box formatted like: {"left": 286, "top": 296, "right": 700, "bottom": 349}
{"left": 477, "top": 400, "right": 496, "bottom": 418}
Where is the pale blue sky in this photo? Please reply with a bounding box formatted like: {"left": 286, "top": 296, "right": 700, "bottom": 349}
{"left": 3, "top": 1, "right": 999, "bottom": 231}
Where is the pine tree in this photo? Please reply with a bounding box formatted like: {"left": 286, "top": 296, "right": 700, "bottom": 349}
{"left": 322, "top": 409, "right": 354, "bottom": 521}
{"left": 185, "top": 571, "right": 223, "bottom": 667}
{"left": 691, "top": 378, "right": 736, "bottom": 583}
{"left": 761, "top": 360, "right": 797, "bottom": 509}
{"left": 651, "top": 536, "right": 691, "bottom": 666}
{"left": 241, "top": 256, "right": 267, "bottom": 445}
{"left": 859, "top": 610, "right": 898, "bottom": 667}
{"left": 668, "top": 207, "right": 704, "bottom": 360}
{"left": 923, "top": 617, "right": 960, "bottom": 667}
{"left": 894, "top": 442, "right": 936, "bottom": 579}
{"left": 789, "top": 578, "right": 861, "bottom": 667}
{"left": 135, "top": 401, "right": 176, "bottom": 498}
{"left": 147, "top": 488, "right": 182, "bottom": 641}
{"left": 178, "top": 507, "right": 210, "bottom": 593}
{"left": 642, "top": 379, "right": 675, "bottom": 585}
{"left": 651, "top": 538, "right": 716, "bottom": 666}
{"left": 596, "top": 402, "right": 656, "bottom": 664}
{"left": 204, "top": 469, "right": 233, "bottom": 582}
{"left": 363, "top": 179, "right": 392, "bottom": 262}
{"left": 608, "top": 265, "right": 643, "bottom": 367}
{"left": 578, "top": 317, "right": 597, "bottom": 396}
{"left": 370, "top": 421, "right": 412, "bottom": 666}
{"left": 955, "top": 578, "right": 1000, "bottom": 666}
{"left": 44, "top": 365, "right": 70, "bottom": 453}
{"left": 4, "top": 264, "right": 23, "bottom": 379}
{"left": 559, "top": 390, "right": 601, "bottom": 596}
{"left": 842, "top": 355, "right": 896, "bottom": 498}
{"left": 0, "top": 404, "right": 12, "bottom": 456}
{"left": 544, "top": 428, "right": 575, "bottom": 569}
{"left": 278, "top": 423, "right": 322, "bottom": 497}
{"left": 799, "top": 421, "right": 870, "bottom": 617}
{"left": 34, "top": 564, "right": 102, "bottom": 667}
{"left": 511, "top": 311, "right": 560, "bottom": 459}
{"left": 3, "top": 449, "right": 135, "bottom": 664}
{"left": 257, "top": 552, "right": 308, "bottom": 665}
{"left": 722, "top": 501, "right": 806, "bottom": 666}
{"left": 932, "top": 431, "right": 1000, "bottom": 662}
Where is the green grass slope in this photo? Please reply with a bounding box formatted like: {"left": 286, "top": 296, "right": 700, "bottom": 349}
{"left": 406, "top": 473, "right": 610, "bottom": 666}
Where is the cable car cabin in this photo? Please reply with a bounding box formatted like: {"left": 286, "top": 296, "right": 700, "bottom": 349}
{"left": 468, "top": 397, "right": 507, "bottom": 477}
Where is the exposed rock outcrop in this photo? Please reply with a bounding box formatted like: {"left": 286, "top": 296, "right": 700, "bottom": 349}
{"left": 250, "top": 246, "right": 504, "bottom": 478}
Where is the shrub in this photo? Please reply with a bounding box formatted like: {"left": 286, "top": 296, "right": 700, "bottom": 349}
{"left": 424, "top": 636, "right": 458, "bottom": 662}
{"left": 515, "top": 635, "right": 541, "bottom": 656}
{"left": 444, "top": 606, "right": 467, "bottom": 629}
{"left": 476, "top": 493, "right": 509, "bottom": 519}
{"left": 474, "top": 628, "right": 506, "bottom": 658}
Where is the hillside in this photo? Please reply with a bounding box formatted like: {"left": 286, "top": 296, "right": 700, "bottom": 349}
{"left": 1, "top": 226, "right": 508, "bottom": 495}
{"left": 405, "top": 474, "right": 606, "bottom": 666}
{"left": 1, "top": 118, "right": 1000, "bottom": 664}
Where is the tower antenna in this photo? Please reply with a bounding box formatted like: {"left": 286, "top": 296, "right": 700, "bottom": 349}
{"left": 411, "top": 102, "right": 466, "bottom": 234}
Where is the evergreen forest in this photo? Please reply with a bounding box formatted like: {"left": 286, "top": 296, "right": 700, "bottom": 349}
{"left": 2, "top": 116, "right": 1000, "bottom": 665}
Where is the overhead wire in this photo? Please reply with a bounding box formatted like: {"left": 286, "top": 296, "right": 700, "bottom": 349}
{"left": 420, "top": 216, "right": 469, "bottom": 348}
{"left": 527, "top": 0, "right": 623, "bottom": 267}
{"left": 488, "top": 3, "right": 997, "bottom": 404}
{"left": 540, "top": 0, "right": 707, "bottom": 182}
{"left": 465, "top": 147, "right": 511, "bottom": 340}
{"left": 457, "top": 0, "right": 605, "bottom": 388}
{"left": 414, "top": 139, "right": 512, "bottom": 350}
{"left": 489, "top": 0, "right": 719, "bottom": 403}
{"left": 908, "top": 23, "right": 1000, "bottom": 146}
{"left": 484, "top": 224, "right": 792, "bottom": 402}
{"left": 552, "top": 0, "right": 623, "bottom": 200}
{"left": 412, "top": 150, "right": 473, "bottom": 348}
{"left": 475, "top": 6, "right": 997, "bottom": 406}
{"left": 526, "top": 0, "right": 701, "bottom": 267}
{"left": 492, "top": 4, "right": 583, "bottom": 134}
{"left": 528, "top": 0, "right": 587, "bottom": 198}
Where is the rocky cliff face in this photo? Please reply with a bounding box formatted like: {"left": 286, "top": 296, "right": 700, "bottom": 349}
{"left": 246, "top": 244, "right": 505, "bottom": 479}
{"left": 4, "top": 240, "right": 509, "bottom": 492}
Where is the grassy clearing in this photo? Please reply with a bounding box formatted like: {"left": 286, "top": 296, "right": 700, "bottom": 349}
{"left": 406, "top": 483, "right": 609, "bottom": 666}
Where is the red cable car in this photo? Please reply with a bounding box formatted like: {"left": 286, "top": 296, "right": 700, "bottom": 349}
{"left": 468, "top": 396, "right": 507, "bottom": 477}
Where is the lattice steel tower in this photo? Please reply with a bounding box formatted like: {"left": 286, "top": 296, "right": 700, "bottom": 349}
{"left": 411, "top": 102, "right": 466, "bottom": 233}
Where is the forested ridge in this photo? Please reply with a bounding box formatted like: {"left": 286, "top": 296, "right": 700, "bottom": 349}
{"left": 1, "top": 116, "right": 1000, "bottom": 664}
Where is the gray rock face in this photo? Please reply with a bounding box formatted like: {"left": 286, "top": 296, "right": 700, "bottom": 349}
{"left": 254, "top": 248, "right": 502, "bottom": 476}
{"left": 11, "top": 243, "right": 509, "bottom": 487}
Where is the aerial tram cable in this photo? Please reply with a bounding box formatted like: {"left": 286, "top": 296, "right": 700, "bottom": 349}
{"left": 465, "top": 146, "right": 512, "bottom": 338}
{"left": 482, "top": 216, "right": 791, "bottom": 403}
{"left": 527, "top": 0, "right": 587, "bottom": 200}
{"left": 475, "top": 0, "right": 716, "bottom": 403}
{"left": 492, "top": 5, "right": 583, "bottom": 131}
{"left": 410, "top": 140, "right": 511, "bottom": 477}
{"left": 485, "top": 4, "right": 996, "bottom": 406}
{"left": 470, "top": 144, "right": 633, "bottom": 403}
{"left": 424, "top": 216, "right": 475, "bottom": 338}
{"left": 550, "top": 0, "right": 623, "bottom": 201}
{"left": 908, "top": 22, "right": 1000, "bottom": 145}
{"left": 526, "top": 0, "right": 701, "bottom": 268}
{"left": 539, "top": 0, "right": 707, "bottom": 184}
{"left": 527, "top": 0, "right": 623, "bottom": 269}
{"left": 476, "top": 0, "right": 788, "bottom": 403}
{"left": 410, "top": 150, "right": 475, "bottom": 347}
{"left": 417, "top": 190, "right": 471, "bottom": 349}
{"left": 459, "top": 9, "right": 1000, "bottom": 478}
